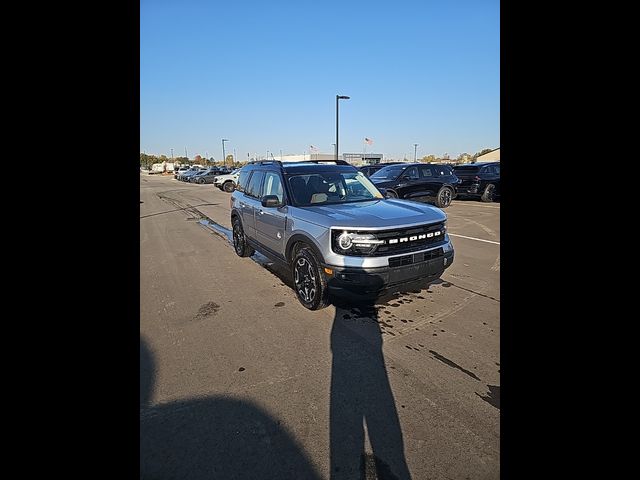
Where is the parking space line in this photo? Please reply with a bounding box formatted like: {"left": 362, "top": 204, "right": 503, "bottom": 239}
{"left": 451, "top": 203, "right": 500, "bottom": 209}
{"left": 448, "top": 233, "right": 500, "bottom": 245}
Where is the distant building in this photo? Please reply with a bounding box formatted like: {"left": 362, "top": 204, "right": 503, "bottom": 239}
{"left": 277, "top": 153, "right": 335, "bottom": 162}
{"left": 476, "top": 148, "right": 500, "bottom": 162}
{"left": 342, "top": 153, "right": 384, "bottom": 166}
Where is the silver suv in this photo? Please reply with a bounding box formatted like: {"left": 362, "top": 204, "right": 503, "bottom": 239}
{"left": 230, "top": 160, "right": 454, "bottom": 310}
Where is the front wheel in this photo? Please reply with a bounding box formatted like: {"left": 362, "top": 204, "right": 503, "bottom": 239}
{"left": 232, "top": 218, "right": 254, "bottom": 257}
{"left": 386, "top": 189, "right": 398, "bottom": 199}
{"left": 435, "top": 187, "right": 453, "bottom": 208}
{"left": 292, "top": 247, "right": 329, "bottom": 310}
{"left": 223, "top": 181, "right": 235, "bottom": 193}
{"left": 481, "top": 184, "right": 495, "bottom": 202}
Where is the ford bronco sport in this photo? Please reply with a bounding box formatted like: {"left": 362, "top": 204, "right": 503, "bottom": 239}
{"left": 230, "top": 160, "right": 454, "bottom": 310}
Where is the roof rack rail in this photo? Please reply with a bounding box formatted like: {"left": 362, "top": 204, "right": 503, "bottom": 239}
{"left": 247, "top": 160, "right": 283, "bottom": 166}
{"left": 297, "top": 159, "right": 351, "bottom": 166}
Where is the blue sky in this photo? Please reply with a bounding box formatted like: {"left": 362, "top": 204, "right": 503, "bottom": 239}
{"left": 141, "top": 0, "right": 499, "bottom": 161}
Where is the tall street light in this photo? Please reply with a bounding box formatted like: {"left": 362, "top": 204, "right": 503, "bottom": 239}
{"left": 336, "top": 95, "right": 350, "bottom": 160}
{"left": 222, "top": 139, "right": 229, "bottom": 167}
{"left": 331, "top": 143, "right": 336, "bottom": 159}
{"left": 414, "top": 143, "right": 418, "bottom": 162}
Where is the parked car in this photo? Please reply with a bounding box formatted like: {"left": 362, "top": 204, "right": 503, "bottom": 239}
{"left": 213, "top": 168, "right": 242, "bottom": 192}
{"left": 189, "top": 168, "right": 223, "bottom": 184}
{"left": 174, "top": 167, "right": 190, "bottom": 179}
{"left": 177, "top": 167, "right": 204, "bottom": 182}
{"left": 230, "top": 160, "right": 454, "bottom": 310}
{"left": 452, "top": 162, "right": 500, "bottom": 202}
{"left": 368, "top": 163, "right": 460, "bottom": 208}
{"left": 358, "top": 162, "right": 404, "bottom": 177}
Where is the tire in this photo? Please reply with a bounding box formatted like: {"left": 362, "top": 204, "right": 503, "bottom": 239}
{"left": 386, "top": 189, "right": 398, "bottom": 199}
{"left": 197, "top": 178, "right": 205, "bottom": 184}
{"left": 223, "top": 181, "right": 235, "bottom": 193}
{"left": 292, "top": 246, "right": 330, "bottom": 310}
{"left": 481, "top": 184, "right": 495, "bottom": 203}
{"left": 435, "top": 186, "right": 453, "bottom": 208}
{"left": 232, "top": 217, "right": 254, "bottom": 258}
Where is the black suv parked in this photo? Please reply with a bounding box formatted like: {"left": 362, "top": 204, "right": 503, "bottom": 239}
{"left": 369, "top": 163, "right": 460, "bottom": 208}
{"left": 358, "top": 162, "right": 404, "bottom": 177}
{"left": 452, "top": 162, "right": 500, "bottom": 202}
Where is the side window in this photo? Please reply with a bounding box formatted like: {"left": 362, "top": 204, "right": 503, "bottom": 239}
{"left": 403, "top": 167, "right": 419, "bottom": 180}
{"left": 494, "top": 165, "right": 500, "bottom": 175}
{"left": 246, "top": 171, "right": 265, "bottom": 198}
{"left": 419, "top": 165, "right": 433, "bottom": 177}
{"left": 236, "top": 169, "right": 251, "bottom": 193}
{"left": 262, "top": 171, "right": 284, "bottom": 204}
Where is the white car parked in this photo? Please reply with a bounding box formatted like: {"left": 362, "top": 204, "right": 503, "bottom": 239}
{"left": 214, "top": 168, "right": 242, "bottom": 192}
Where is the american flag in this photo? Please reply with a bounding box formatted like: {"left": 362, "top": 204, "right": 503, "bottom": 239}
{"left": 364, "top": 137, "right": 373, "bottom": 145}
{"left": 310, "top": 145, "right": 319, "bottom": 152}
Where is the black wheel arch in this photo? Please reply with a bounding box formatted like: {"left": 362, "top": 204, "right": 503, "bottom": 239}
{"left": 285, "top": 234, "right": 326, "bottom": 265}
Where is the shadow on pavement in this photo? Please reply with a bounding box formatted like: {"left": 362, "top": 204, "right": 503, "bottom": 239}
{"left": 329, "top": 296, "right": 416, "bottom": 480}
{"left": 140, "top": 338, "right": 321, "bottom": 480}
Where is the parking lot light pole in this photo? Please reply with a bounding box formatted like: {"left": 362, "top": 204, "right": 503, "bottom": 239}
{"left": 414, "top": 143, "right": 418, "bottom": 162}
{"left": 222, "top": 139, "right": 229, "bottom": 167}
{"left": 336, "top": 95, "right": 350, "bottom": 161}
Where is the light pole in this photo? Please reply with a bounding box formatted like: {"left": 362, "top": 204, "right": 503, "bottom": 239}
{"left": 222, "top": 139, "right": 229, "bottom": 167}
{"left": 414, "top": 143, "right": 418, "bottom": 162}
{"left": 331, "top": 143, "right": 336, "bottom": 160}
{"left": 336, "top": 95, "right": 350, "bottom": 160}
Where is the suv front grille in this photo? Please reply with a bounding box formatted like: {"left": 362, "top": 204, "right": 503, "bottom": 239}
{"left": 332, "top": 222, "right": 446, "bottom": 257}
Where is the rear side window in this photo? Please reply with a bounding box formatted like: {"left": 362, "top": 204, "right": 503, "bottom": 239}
{"left": 236, "top": 169, "right": 251, "bottom": 193}
{"left": 246, "top": 171, "right": 265, "bottom": 198}
{"left": 419, "top": 165, "right": 433, "bottom": 177}
{"left": 432, "top": 165, "right": 451, "bottom": 176}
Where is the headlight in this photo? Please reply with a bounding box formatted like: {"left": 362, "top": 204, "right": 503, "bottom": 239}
{"left": 332, "top": 231, "right": 384, "bottom": 255}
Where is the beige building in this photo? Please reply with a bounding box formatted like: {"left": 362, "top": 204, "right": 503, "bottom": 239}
{"left": 476, "top": 148, "right": 500, "bottom": 162}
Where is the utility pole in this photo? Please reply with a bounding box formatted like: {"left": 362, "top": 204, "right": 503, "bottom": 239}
{"left": 414, "top": 143, "right": 418, "bottom": 162}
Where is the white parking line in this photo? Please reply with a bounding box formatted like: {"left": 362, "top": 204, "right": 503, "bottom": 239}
{"left": 448, "top": 233, "right": 500, "bottom": 245}
{"left": 451, "top": 203, "right": 500, "bottom": 209}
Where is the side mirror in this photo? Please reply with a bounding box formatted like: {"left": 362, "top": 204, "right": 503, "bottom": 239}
{"left": 261, "top": 195, "right": 281, "bottom": 208}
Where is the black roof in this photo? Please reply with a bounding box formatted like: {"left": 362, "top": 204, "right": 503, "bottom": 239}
{"left": 245, "top": 160, "right": 358, "bottom": 175}
{"left": 452, "top": 162, "right": 499, "bottom": 168}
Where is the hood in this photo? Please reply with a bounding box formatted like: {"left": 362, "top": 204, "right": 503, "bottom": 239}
{"left": 293, "top": 199, "right": 446, "bottom": 229}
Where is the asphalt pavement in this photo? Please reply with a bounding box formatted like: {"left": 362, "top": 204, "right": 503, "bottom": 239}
{"left": 140, "top": 173, "right": 500, "bottom": 479}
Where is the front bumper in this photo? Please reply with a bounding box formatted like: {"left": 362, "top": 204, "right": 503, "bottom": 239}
{"left": 326, "top": 246, "right": 454, "bottom": 299}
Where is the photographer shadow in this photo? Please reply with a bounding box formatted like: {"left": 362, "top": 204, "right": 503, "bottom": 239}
{"left": 329, "top": 292, "right": 417, "bottom": 480}
{"left": 140, "top": 338, "right": 321, "bottom": 480}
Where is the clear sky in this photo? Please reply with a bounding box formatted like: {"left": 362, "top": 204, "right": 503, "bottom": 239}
{"left": 141, "top": 0, "right": 499, "bottom": 161}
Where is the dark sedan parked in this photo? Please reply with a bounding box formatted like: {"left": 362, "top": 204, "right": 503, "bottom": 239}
{"left": 189, "top": 168, "right": 223, "bottom": 184}
{"left": 370, "top": 163, "right": 460, "bottom": 208}
{"left": 452, "top": 162, "right": 500, "bottom": 202}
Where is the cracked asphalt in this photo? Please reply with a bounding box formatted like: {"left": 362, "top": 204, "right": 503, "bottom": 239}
{"left": 140, "top": 173, "right": 500, "bottom": 479}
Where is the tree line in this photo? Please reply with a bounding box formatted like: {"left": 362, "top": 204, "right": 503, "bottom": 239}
{"left": 139, "top": 153, "right": 243, "bottom": 170}
{"left": 418, "top": 148, "right": 495, "bottom": 164}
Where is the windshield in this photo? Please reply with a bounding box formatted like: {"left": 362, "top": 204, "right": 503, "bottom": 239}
{"left": 287, "top": 171, "right": 384, "bottom": 206}
{"left": 370, "top": 165, "right": 407, "bottom": 181}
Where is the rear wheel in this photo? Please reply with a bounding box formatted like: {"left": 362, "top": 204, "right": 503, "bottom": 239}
{"left": 481, "top": 184, "right": 495, "bottom": 202}
{"left": 197, "top": 178, "right": 205, "bottom": 184}
{"left": 292, "top": 247, "right": 329, "bottom": 310}
{"left": 223, "top": 181, "right": 235, "bottom": 193}
{"left": 435, "top": 187, "right": 453, "bottom": 208}
{"left": 232, "top": 217, "right": 254, "bottom": 257}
